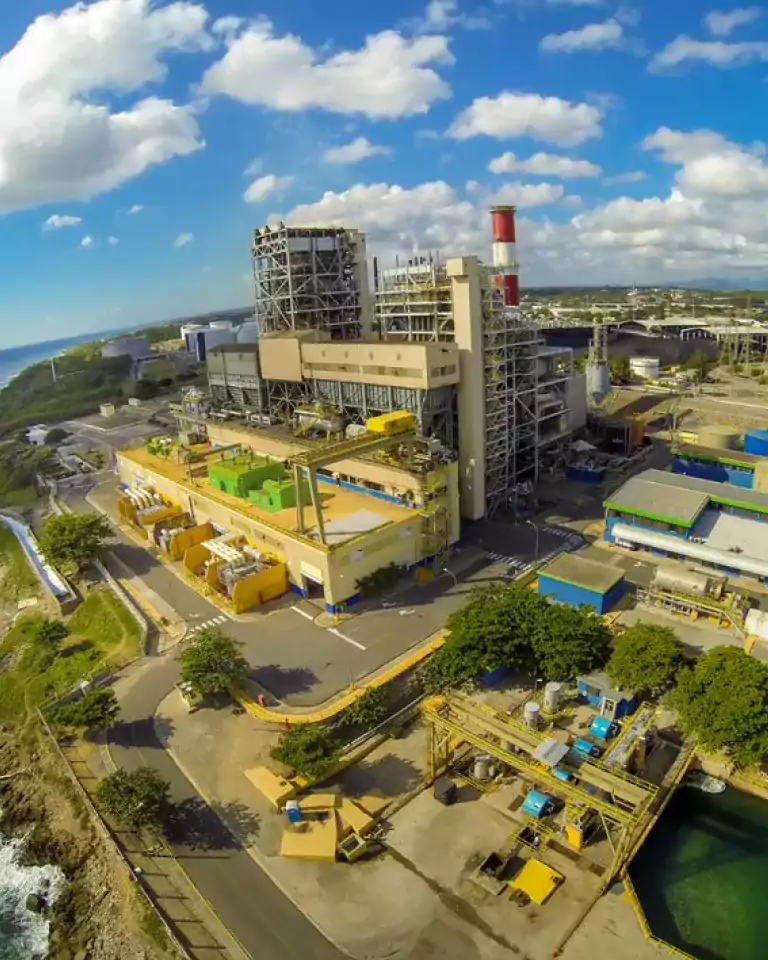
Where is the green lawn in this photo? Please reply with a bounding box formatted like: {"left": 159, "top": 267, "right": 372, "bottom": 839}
{"left": 0, "top": 523, "right": 41, "bottom": 601}
{"left": 0, "top": 588, "right": 143, "bottom": 724}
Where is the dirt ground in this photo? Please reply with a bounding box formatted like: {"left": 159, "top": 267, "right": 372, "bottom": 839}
{"left": 0, "top": 728, "right": 174, "bottom": 960}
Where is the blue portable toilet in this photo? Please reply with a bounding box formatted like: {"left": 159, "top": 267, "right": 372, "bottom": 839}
{"left": 590, "top": 716, "right": 617, "bottom": 741}
{"left": 522, "top": 790, "right": 553, "bottom": 819}
{"left": 572, "top": 738, "right": 601, "bottom": 759}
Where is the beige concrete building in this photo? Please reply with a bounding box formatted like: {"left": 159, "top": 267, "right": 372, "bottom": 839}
{"left": 117, "top": 422, "right": 459, "bottom": 612}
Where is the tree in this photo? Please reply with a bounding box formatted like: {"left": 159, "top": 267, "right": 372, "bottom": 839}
{"left": 423, "top": 584, "right": 538, "bottom": 691}
{"left": 40, "top": 514, "right": 111, "bottom": 573}
{"left": 609, "top": 356, "right": 632, "bottom": 385}
{"left": 671, "top": 647, "right": 768, "bottom": 767}
{"left": 337, "top": 687, "right": 389, "bottom": 731}
{"left": 271, "top": 726, "right": 341, "bottom": 779}
{"left": 33, "top": 618, "right": 69, "bottom": 649}
{"left": 96, "top": 767, "right": 170, "bottom": 831}
{"left": 44, "top": 427, "right": 69, "bottom": 445}
{"left": 530, "top": 604, "right": 612, "bottom": 682}
{"left": 607, "top": 624, "right": 688, "bottom": 697}
{"left": 179, "top": 628, "right": 249, "bottom": 697}
{"left": 52, "top": 688, "right": 120, "bottom": 731}
{"left": 684, "top": 348, "right": 712, "bottom": 383}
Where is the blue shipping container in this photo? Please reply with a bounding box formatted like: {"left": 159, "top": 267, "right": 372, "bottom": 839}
{"left": 745, "top": 430, "right": 768, "bottom": 458}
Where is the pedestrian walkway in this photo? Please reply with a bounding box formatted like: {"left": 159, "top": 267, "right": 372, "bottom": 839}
{"left": 187, "top": 614, "right": 229, "bottom": 639}
{"left": 58, "top": 738, "right": 249, "bottom": 960}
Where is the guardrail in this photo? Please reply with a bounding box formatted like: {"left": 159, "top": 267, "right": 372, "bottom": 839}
{"left": 37, "top": 708, "right": 193, "bottom": 960}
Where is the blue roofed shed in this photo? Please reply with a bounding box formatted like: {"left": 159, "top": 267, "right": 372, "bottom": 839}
{"left": 577, "top": 670, "right": 639, "bottom": 721}
{"left": 538, "top": 554, "right": 626, "bottom": 614}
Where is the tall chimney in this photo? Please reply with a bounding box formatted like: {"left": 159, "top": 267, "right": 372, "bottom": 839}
{"left": 490, "top": 205, "right": 520, "bottom": 307}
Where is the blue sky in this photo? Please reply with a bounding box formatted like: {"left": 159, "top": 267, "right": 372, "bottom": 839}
{"left": 0, "top": 0, "right": 767, "bottom": 347}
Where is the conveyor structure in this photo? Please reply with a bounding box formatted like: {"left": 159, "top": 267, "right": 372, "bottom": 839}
{"left": 423, "top": 692, "right": 657, "bottom": 869}
{"left": 287, "top": 426, "right": 417, "bottom": 545}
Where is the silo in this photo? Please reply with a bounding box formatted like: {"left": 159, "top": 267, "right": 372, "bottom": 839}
{"left": 543, "top": 682, "right": 564, "bottom": 713}
{"left": 237, "top": 320, "right": 259, "bottom": 344}
{"left": 524, "top": 701, "right": 541, "bottom": 730}
{"left": 745, "top": 430, "right": 768, "bottom": 457}
{"left": 698, "top": 425, "right": 739, "bottom": 450}
{"left": 586, "top": 362, "right": 611, "bottom": 403}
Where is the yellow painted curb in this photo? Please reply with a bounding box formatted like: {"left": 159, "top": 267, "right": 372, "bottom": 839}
{"left": 234, "top": 630, "right": 448, "bottom": 725}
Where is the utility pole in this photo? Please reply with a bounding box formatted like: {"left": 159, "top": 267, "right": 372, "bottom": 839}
{"left": 50, "top": 358, "right": 57, "bottom": 383}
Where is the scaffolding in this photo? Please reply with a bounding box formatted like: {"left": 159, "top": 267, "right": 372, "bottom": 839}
{"left": 253, "top": 224, "right": 365, "bottom": 340}
{"left": 375, "top": 259, "right": 454, "bottom": 342}
{"left": 482, "top": 273, "right": 543, "bottom": 517}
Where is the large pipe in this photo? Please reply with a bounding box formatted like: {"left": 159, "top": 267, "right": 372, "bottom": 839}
{"left": 490, "top": 205, "right": 520, "bottom": 307}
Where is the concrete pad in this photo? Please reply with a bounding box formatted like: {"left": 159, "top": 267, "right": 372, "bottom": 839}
{"left": 281, "top": 819, "right": 337, "bottom": 863}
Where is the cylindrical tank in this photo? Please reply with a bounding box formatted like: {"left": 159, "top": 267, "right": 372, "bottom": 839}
{"left": 524, "top": 701, "right": 541, "bottom": 730}
{"left": 745, "top": 430, "right": 768, "bottom": 457}
{"left": 543, "top": 682, "right": 564, "bottom": 713}
{"left": 203, "top": 328, "right": 237, "bottom": 352}
{"left": 746, "top": 608, "right": 768, "bottom": 641}
{"left": 473, "top": 755, "right": 492, "bottom": 780}
{"left": 237, "top": 320, "right": 259, "bottom": 343}
{"left": 698, "top": 426, "right": 739, "bottom": 450}
{"left": 652, "top": 567, "right": 713, "bottom": 598}
{"left": 586, "top": 362, "right": 611, "bottom": 402}
{"left": 101, "top": 336, "right": 150, "bottom": 360}
{"left": 629, "top": 356, "right": 660, "bottom": 380}
{"left": 209, "top": 319, "right": 235, "bottom": 330}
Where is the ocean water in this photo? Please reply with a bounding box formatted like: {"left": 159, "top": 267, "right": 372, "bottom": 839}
{"left": 0, "top": 836, "right": 65, "bottom": 959}
{"left": 0, "top": 328, "right": 133, "bottom": 390}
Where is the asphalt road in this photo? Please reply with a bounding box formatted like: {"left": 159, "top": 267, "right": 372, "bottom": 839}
{"left": 110, "top": 657, "right": 343, "bottom": 960}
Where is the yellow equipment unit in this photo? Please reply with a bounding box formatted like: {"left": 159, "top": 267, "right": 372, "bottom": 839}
{"left": 366, "top": 412, "right": 417, "bottom": 437}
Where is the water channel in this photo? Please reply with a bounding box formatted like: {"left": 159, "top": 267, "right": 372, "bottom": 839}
{"left": 630, "top": 785, "right": 768, "bottom": 960}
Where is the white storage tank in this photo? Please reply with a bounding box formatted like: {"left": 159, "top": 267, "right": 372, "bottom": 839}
{"left": 543, "top": 682, "right": 564, "bottom": 713}
{"left": 237, "top": 320, "right": 259, "bottom": 344}
{"left": 746, "top": 608, "right": 768, "bottom": 641}
{"left": 586, "top": 362, "right": 611, "bottom": 403}
{"left": 524, "top": 701, "right": 541, "bottom": 730}
{"left": 629, "top": 356, "right": 660, "bottom": 380}
{"left": 652, "top": 567, "right": 720, "bottom": 599}
{"left": 101, "top": 336, "right": 151, "bottom": 361}
{"left": 210, "top": 319, "right": 235, "bottom": 330}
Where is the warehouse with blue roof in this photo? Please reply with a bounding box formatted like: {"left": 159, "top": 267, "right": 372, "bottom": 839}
{"left": 604, "top": 468, "right": 768, "bottom": 582}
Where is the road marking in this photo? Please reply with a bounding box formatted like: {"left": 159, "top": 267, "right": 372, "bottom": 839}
{"left": 328, "top": 627, "right": 367, "bottom": 651}
{"left": 291, "top": 605, "right": 316, "bottom": 622}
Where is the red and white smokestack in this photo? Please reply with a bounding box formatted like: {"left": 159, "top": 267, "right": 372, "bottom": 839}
{"left": 490, "top": 205, "right": 520, "bottom": 307}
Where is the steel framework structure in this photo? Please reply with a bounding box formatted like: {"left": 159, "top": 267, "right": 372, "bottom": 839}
{"left": 253, "top": 224, "right": 364, "bottom": 340}
{"left": 375, "top": 260, "right": 454, "bottom": 342}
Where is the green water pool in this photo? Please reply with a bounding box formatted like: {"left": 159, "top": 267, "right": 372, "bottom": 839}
{"left": 630, "top": 786, "right": 768, "bottom": 960}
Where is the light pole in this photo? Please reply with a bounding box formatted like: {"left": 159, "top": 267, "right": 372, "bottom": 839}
{"left": 526, "top": 520, "right": 539, "bottom": 561}
{"left": 442, "top": 567, "right": 458, "bottom": 588}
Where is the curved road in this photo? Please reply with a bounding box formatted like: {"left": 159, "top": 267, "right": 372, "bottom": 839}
{"left": 110, "top": 649, "right": 343, "bottom": 960}
{"left": 60, "top": 479, "right": 342, "bottom": 960}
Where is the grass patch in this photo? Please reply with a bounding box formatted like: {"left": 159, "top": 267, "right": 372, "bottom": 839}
{"left": 0, "top": 589, "right": 142, "bottom": 724}
{"left": 0, "top": 487, "right": 41, "bottom": 509}
{"left": 68, "top": 587, "right": 142, "bottom": 664}
{"left": 0, "top": 523, "right": 41, "bottom": 601}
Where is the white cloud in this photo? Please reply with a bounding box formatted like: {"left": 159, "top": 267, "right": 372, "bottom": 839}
{"left": 0, "top": 0, "right": 209, "bottom": 215}
{"left": 540, "top": 19, "right": 625, "bottom": 53}
{"left": 243, "top": 174, "right": 294, "bottom": 204}
{"left": 410, "top": 0, "right": 491, "bottom": 32}
{"left": 244, "top": 156, "right": 263, "bottom": 176}
{"left": 705, "top": 6, "right": 761, "bottom": 37}
{"left": 108, "top": 236, "right": 120, "bottom": 245}
{"left": 322, "top": 138, "right": 393, "bottom": 164}
{"left": 173, "top": 232, "right": 194, "bottom": 247}
{"left": 650, "top": 35, "right": 768, "bottom": 70}
{"left": 448, "top": 91, "right": 603, "bottom": 146}
{"left": 42, "top": 214, "right": 82, "bottom": 231}
{"left": 80, "top": 235, "right": 94, "bottom": 248}
{"left": 128, "top": 203, "right": 144, "bottom": 215}
{"left": 489, "top": 151, "right": 601, "bottom": 178}
{"left": 200, "top": 23, "right": 453, "bottom": 119}
{"left": 604, "top": 170, "right": 648, "bottom": 185}
{"left": 489, "top": 182, "right": 566, "bottom": 207}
